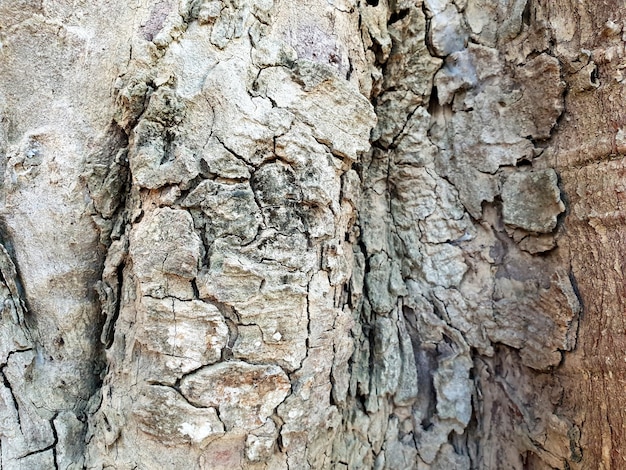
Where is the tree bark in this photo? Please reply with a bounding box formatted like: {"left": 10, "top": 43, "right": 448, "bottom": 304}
{"left": 0, "top": 0, "right": 622, "bottom": 469}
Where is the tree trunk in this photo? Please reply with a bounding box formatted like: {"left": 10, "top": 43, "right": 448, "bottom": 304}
{"left": 0, "top": 0, "right": 622, "bottom": 468}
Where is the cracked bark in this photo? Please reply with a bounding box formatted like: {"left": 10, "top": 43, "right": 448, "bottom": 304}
{"left": 0, "top": 0, "right": 623, "bottom": 469}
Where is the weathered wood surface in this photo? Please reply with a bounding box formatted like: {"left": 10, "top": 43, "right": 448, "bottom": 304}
{"left": 0, "top": 0, "right": 623, "bottom": 468}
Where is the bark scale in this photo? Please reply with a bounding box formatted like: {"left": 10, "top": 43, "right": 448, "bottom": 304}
{"left": 0, "top": 0, "right": 622, "bottom": 469}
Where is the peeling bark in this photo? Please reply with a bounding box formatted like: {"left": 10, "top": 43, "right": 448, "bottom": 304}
{"left": 0, "top": 0, "right": 623, "bottom": 469}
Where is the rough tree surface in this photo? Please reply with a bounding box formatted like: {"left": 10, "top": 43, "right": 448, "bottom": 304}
{"left": 0, "top": 0, "right": 623, "bottom": 469}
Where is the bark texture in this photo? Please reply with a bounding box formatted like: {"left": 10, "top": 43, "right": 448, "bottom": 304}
{"left": 0, "top": 0, "right": 622, "bottom": 469}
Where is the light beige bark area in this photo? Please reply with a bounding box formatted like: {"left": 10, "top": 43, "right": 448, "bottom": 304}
{"left": 84, "top": 3, "right": 376, "bottom": 468}
{"left": 0, "top": 0, "right": 623, "bottom": 469}
{"left": 0, "top": 1, "right": 135, "bottom": 468}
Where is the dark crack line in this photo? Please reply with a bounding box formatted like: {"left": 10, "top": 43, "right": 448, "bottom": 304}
{"left": 16, "top": 412, "right": 59, "bottom": 469}
{"left": 0, "top": 369, "right": 22, "bottom": 434}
